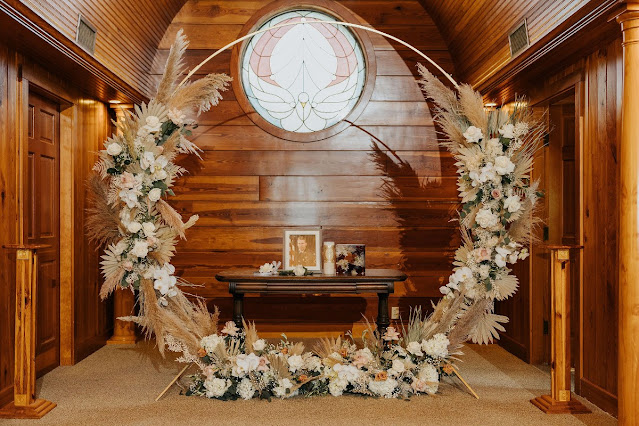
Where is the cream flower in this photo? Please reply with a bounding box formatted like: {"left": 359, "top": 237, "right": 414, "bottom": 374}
{"left": 498, "top": 123, "right": 515, "bottom": 139}
{"left": 292, "top": 265, "right": 306, "bottom": 276}
{"left": 482, "top": 137, "right": 503, "bottom": 158}
{"left": 288, "top": 355, "right": 304, "bottom": 373}
{"left": 221, "top": 321, "right": 239, "bottom": 336}
{"left": 200, "top": 334, "right": 224, "bottom": 353}
{"left": 368, "top": 378, "right": 398, "bottom": 398}
{"left": 328, "top": 377, "right": 348, "bottom": 396}
{"left": 463, "top": 126, "right": 483, "bottom": 143}
{"left": 106, "top": 142, "right": 123, "bottom": 156}
{"left": 252, "top": 339, "right": 266, "bottom": 352}
{"left": 494, "top": 155, "right": 515, "bottom": 175}
{"left": 514, "top": 122, "right": 529, "bottom": 137}
{"left": 237, "top": 378, "right": 255, "bottom": 400}
{"left": 422, "top": 333, "right": 449, "bottom": 358}
{"left": 273, "top": 378, "right": 295, "bottom": 398}
{"left": 130, "top": 240, "right": 149, "bottom": 258}
{"left": 235, "top": 353, "right": 261, "bottom": 376}
{"left": 478, "top": 264, "right": 490, "bottom": 278}
{"left": 142, "top": 221, "right": 156, "bottom": 237}
{"left": 406, "top": 341, "right": 424, "bottom": 356}
{"left": 153, "top": 264, "right": 177, "bottom": 296}
{"left": 473, "top": 247, "right": 492, "bottom": 262}
{"left": 148, "top": 187, "right": 162, "bottom": 202}
{"left": 382, "top": 326, "right": 400, "bottom": 341}
{"left": 352, "top": 348, "right": 373, "bottom": 368}
{"left": 145, "top": 115, "right": 162, "bottom": 132}
{"left": 416, "top": 364, "right": 439, "bottom": 394}
{"left": 390, "top": 359, "right": 405, "bottom": 375}
{"left": 495, "top": 246, "right": 511, "bottom": 268}
{"left": 168, "top": 109, "right": 186, "bottom": 125}
{"left": 519, "top": 248, "right": 529, "bottom": 260}
{"left": 259, "top": 262, "right": 275, "bottom": 274}
{"left": 503, "top": 194, "right": 521, "bottom": 213}
{"left": 475, "top": 208, "right": 499, "bottom": 229}
{"left": 119, "top": 172, "right": 137, "bottom": 189}
{"left": 127, "top": 221, "right": 142, "bottom": 234}
{"left": 204, "top": 377, "right": 230, "bottom": 398}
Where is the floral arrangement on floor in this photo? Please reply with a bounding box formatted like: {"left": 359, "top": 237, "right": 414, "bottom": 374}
{"left": 86, "top": 31, "right": 544, "bottom": 400}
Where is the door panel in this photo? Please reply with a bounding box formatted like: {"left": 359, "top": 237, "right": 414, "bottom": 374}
{"left": 27, "top": 91, "right": 60, "bottom": 377}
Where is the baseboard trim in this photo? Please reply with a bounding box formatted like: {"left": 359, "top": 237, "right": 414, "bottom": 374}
{"left": 0, "top": 386, "right": 13, "bottom": 409}
{"left": 579, "top": 377, "right": 617, "bottom": 417}
{"left": 497, "top": 332, "right": 529, "bottom": 363}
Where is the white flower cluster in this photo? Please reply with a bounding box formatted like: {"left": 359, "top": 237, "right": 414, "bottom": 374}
{"left": 98, "top": 107, "right": 197, "bottom": 304}
{"left": 440, "top": 119, "right": 534, "bottom": 300}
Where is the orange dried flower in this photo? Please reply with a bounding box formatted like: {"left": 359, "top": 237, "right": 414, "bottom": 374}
{"left": 281, "top": 347, "right": 289, "bottom": 355}
{"left": 197, "top": 348, "right": 207, "bottom": 358}
{"left": 298, "top": 374, "right": 308, "bottom": 382}
{"left": 375, "top": 371, "right": 388, "bottom": 381}
{"left": 443, "top": 364, "right": 454, "bottom": 375}
{"left": 339, "top": 348, "right": 349, "bottom": 358}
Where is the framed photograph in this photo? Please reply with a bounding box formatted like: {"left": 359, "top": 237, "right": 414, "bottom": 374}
{"left": 283, "top": 229, "right": 322, "bottom": 271}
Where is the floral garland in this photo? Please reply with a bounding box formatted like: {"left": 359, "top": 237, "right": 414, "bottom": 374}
{"left": 87, "top": 31, "right": 544, "bottom": 401}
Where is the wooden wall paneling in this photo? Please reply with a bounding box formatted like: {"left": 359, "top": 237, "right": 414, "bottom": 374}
{"left": 158, "top": 0, "right": 457, "bottom": 335}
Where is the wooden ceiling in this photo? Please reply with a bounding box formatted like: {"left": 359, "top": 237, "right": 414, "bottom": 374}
{"left": 12, "top": 0, "right": 616, "bottom": 99}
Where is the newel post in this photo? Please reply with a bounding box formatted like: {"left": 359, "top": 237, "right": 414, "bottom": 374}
{"left": 0, "top": 245, "right": 56, "bottom": 419}
{"left": 616, "top": 3, "right": 639, "bottom": 424}
{"left": 531, "top": 246, "right": 589, "bottom": 414}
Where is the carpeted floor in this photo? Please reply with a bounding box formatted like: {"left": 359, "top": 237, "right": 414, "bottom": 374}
{"left": 2, "top": 342, "right": 616, "bottom": 426}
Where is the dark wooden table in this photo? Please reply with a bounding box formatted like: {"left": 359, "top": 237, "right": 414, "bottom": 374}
{"left": 215, "top": 269, "right": 407, "bottom": 335}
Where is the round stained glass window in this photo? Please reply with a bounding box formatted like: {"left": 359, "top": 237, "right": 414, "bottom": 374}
{"left": 241, "top": 10, "right": 367, "bottom": 133}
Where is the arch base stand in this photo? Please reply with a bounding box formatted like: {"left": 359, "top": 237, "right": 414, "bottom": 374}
{"left": 0, "top": 399, "right": 57, "bottom": 419}
{"left": 531, "top": 395, "right": 590, "bottom": 414}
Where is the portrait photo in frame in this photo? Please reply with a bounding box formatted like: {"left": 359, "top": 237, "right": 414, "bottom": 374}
{"left": 283, "top": 229, "right": 322, "bottom": 271}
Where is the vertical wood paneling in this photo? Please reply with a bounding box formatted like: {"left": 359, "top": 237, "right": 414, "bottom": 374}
{"left": 156, "top": 0, "right": 457, "bottom": 332}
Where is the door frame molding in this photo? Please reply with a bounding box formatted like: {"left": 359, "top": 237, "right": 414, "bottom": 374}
{"left": 18, "top": 66, "right": 77, "bottom": 366}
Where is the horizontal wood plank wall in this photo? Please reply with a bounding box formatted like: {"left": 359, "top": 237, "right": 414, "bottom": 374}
{"left": 0, "top": 42, "right": 113, "bottom": 407}
{"left": 579, "top": 39, "right": 622, "bottom": 416}
{"left": 18, "top": 0, "right": 185, "bottom": 98}
{"left": 420, "top": 0, "right": 590, "bottom": 87}
{"left": 155, "top": 0, "right": 457, "bottom": 334}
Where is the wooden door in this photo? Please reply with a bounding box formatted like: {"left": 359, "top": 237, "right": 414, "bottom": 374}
{"left": 27, "top": 91, "right": 60, "bottom": 376}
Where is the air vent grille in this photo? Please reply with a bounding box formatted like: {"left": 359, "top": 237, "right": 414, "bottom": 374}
{"left": 76, "top": 15, "right": 97, "bottom": 54}
{"left": 509, "top": 20, "right": 529, "bottom": 57}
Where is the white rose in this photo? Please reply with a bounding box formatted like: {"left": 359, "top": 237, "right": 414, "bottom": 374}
{"left": 463, "top": 126, "right": 483, "bottom": 143}
{"left": 288, "top": 355, "right": 304, "bottom": 373}
{"left": 498, "top": 123, "right": 515, "bottom": 139}
{"left": 503, "top": 195, "right": 521, "bottom": 213}
{"left": 106, "top": 142, "right": 122, "bottom": 156}
{"left": 406, "top": 341, "right": 423, "bottom": 356}
{"left": 148, "top": 187, "right": 162, "bottom": 202}
{"left": 494, "top": 155, "right": 515, "bottom": 175}
{"left": 130, "top": 240, "right": 149, "bottom": 258}
{"left": 127, "top": 221, "right": 142, "bottom": 233}
{"left": 252, "top": 339, "right": 266, "bottom": 352}
{"left": 145, "top": 115, "right": 162, "bottom": 132}
{"left": 475, "top": 208, "right": 499, "bottom": 229}
{"left": 142, "top": 221, "right": 155, "bottom": 237}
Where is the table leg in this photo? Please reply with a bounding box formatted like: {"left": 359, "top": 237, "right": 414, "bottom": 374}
{"left": 233, "top": 292, "right": 244, "bottom": 329}
{"left": 377, "top": 292, "right": 390, "bottom": 335}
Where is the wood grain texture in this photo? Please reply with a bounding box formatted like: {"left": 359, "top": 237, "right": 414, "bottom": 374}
{"left": 158, "top": 0, "right": 457, "bottom": 334}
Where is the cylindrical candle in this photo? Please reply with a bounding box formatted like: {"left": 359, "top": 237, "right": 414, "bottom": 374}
{"left": 323, "top": 241, "right": 336, "bottom": 275}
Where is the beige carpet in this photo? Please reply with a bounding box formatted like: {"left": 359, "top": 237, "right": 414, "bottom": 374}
{"left": 2, "top": 342, "right": 615, "bottom": 426}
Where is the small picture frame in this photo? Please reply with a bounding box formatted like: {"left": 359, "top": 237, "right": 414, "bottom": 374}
{"left": 283, "top": 229, "right": 322, "bottom": 271}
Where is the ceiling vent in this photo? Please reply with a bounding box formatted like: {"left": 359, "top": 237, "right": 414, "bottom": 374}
{"left": 76, "top": 15, "right": 97, "bottom": 54}
{"left": 508, "top": 20, "right": 529, "bottom": 58}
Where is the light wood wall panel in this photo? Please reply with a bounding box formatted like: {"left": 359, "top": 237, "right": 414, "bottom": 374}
{"left": 0, "top": 42, "right": 113, "bottom": 407}
{"left": 18, "top": 0, "right": 185, "bottom": 98}
{"left": 420, "top": 0, "right": 591, "bottom": 86}
{"left": 156, "top": 0, "right": 457, "bottom": 333}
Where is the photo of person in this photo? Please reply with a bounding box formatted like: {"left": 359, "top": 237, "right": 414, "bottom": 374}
{"left": 283, "top": 229, "right": 322, "bottom": 271}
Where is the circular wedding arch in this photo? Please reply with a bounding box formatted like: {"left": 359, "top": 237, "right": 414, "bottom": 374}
{"left": 91, "top": 3, "right": 543, "bottom": 400}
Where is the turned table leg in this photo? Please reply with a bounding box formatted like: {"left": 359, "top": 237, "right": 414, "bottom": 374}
{"left": 232, "top": 291, "right": 244, "bottom": 329}
{"left": 376, "top": 291, "right": 390, "bottom": 335}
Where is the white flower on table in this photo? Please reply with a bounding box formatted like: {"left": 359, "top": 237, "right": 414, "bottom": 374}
{"left": 411, "top": 364, "right": 439, "bottom": 394}
{"left": 494, "top": 155, "right": 515, "bottom": 175}
{"left": 273, "top": 378, "right": 296, "bottom": 398}
{"left": 328, "top": 377, "right": 348, "bottom": 397}
{"left": 259, "top": 262, "right": 275, "bottom": 274}
{"left": 292, "top": 265, "right": 306, "bottom": 276}
{"left": 475, "top": 208, "right": 499, "bottom": 229}
{"left": 106, "top": 142, "right": 123, "bottom": 156}
{"left": 368, "top": 377, "right": 398, "bottom": 398}
{"left": 333, "top": 363, "right": 361, "bottom": 383}
{"left": 498, "top": 123, "right": 516, "bottom": 139}
{"left": 235, "top": 353, "right": 261, "bottom": 376}
{"left": 463, "top": 126, "right": 483, "bottom": 143}
{"left": 503, "top": 194, "right": 521, "bottom": 213}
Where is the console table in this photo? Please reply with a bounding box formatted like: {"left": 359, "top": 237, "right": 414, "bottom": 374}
{"left": 215, "top": 269, "right": 407, "bottom": 335}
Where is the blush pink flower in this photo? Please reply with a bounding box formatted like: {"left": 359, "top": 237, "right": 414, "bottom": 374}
{"left": 221, "top": 321, "right": 239, "bottom": 336}
{"left": 257, "top": 356, "right": 270, "bottom": 372}
{"left": 473, "top": 247, "right": 492, "bottom": 262}
{"left": 382, "top": 326, "right": 400, "bottom": 341}
{"left": 491, "top": 188, "right": 502, "bottom": 199}
{"left": 119, "top": 172, "right": 136, "bottom": 189}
